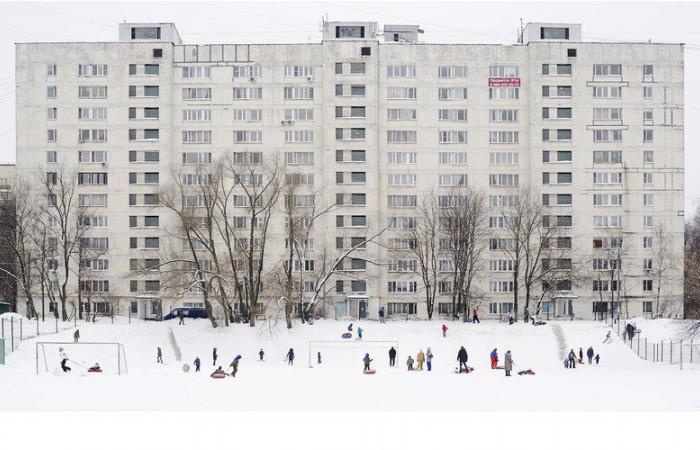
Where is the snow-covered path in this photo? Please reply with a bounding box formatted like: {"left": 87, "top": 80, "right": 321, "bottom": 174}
{"left": 1, "top": 318, "right": 699, "bottom": 411}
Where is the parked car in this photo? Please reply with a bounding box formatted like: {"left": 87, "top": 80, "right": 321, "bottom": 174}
{"left": 163, "top": 307, "right": 208, "bottom": 320}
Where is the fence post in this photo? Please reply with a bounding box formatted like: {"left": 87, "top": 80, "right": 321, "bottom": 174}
{"left": 661, "top": 341, "right": 664, "bottom": 363}
{"left": 692, "top": 340, "right": 694, "bottom": 363}
{"left": 20, "top": 318, "right": 23, "bottom": 341}
{"left": 37, "top": 316, "right": 40, "bottom": 336}
{"left": 1, "top": 318, "right": 4, "bottom": 338}
{"left": 117, "top": 345, "right": 121, "bottom": 375}
{"left": 670, "top": 341, "right": 673, "bottom": 364}
{"left": 680, "top": 340, "right": 683, "bottom": 371}
{"left": 55, "top": 315, "right": 58, "bottom": 334}
{"left": 645, "top": 338, "right": 648, "bottom": 360}
{"left": 10, "top": 317, "right": 14, "bottom": 352}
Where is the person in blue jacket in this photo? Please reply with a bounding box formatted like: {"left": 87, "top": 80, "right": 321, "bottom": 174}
{"left": 194, "top": 356, "right": 201, "bottom": 372}
{"left": 362, "top": 353, "right": 373, "bottom": 372}
{"left": 357, "top": 327, "right": 364, "bottom": 340}
{"left": 230, "top": 355, "right": 241, "bottom": 378}
{"left": 286, "top": 348, "right": 295, "bottom": 365}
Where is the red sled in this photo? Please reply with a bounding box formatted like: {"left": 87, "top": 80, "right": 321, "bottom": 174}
{"left": 211, "top": 372, "right": 227, "bottom": 379}
{"left": 363, "top": 369, "right": 376, "bottom": 375}
{"left": 341, "top": 333, "right": 352, "bottom": 339}
{"left": 87, "top": 368, "right": 102, "bottom": 373}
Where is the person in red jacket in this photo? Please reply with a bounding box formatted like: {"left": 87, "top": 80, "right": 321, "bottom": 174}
{"left": 490, "top": 348, "right": 499, "bottom": 369}
{"left": 441, "top": 324, "right": 448, "bottom": 338}
{"left": 472, "top": 307, "right": 480, "bottom": 324}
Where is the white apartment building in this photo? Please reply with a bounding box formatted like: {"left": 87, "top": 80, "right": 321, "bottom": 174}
{"left": 15, "top": 21, "right": 684, "bottom": 321}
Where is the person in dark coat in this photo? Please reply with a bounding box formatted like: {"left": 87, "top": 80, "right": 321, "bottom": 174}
{"left": 347, "top": 323, "right": 353, "bottom": 332}
{"left": 258, "top": 349, "right": 264, "bottom": 361}
{"left": 389, "top": 347, "right": 397, "bottom": 367}
{"left": 230, "top": 355, "right": 241, "bottom": 377}
{"left": 73, "top": 329, "right": 80, "bottom": 343}
{"left": 504, "top": 350, "right": 513, "bottom": 376}
{"left": 213, "top": 347, "right": 218, "bottom": 366}
{"left": 406, "top": 355, "right": 414, "bottom": 371}
{"left": 595, "top": 354, "right": 600, "bottom": 365}
{"left": 457, "top": 346, "right": 469, "bottom": 373}
{"left": 157, "top": 347, "right": 163, "bottom": 364}
{"left": 317, "top": 352, "right": 322, "bottom": 365}
{"left": 286, "top": 348, "right": 295, "bottom": 365}
{"left": 357, "top": 327, "right": 363, "bottom": 340}
{"left": 626, "top": 323, "right": 636, "bottom": 340}
{"left": 524, "top": 308, "right": 530, "bottom": 323}
{"left": 178, "top": 309, "right": 185, "bottom": 325}
{"left": 568, "top": 349, "right": 576, "bottom": 368}
{"left": 362, "top": 353, "right": 373, "bottom": 372}
{"left": 586, "top": 346, "right": 595, "bottom": 364}
{"left": 578, "top": 347, "right": 584, "bottom": 363}
{"left": 379, "top": 307, "right": 386, "bottom": 324}
{"left": 194, "top": 356, "right": 201, "bottom": 372}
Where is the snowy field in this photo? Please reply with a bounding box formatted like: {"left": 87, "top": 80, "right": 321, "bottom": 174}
{"left": 1, "top": 317, "right": 699, "bottom": 411}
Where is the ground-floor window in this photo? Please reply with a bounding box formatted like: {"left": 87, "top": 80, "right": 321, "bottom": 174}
{"left": 130, "top": 301, "right": 138, "bottom": 314}
{"left": 438, "top": 302, "right": 453, "bottom": 315}
{"left": 387, "top": 302, "right": 417, "bottom": 315}
{"left": 643, "top": 301, "right": 653, "bottom": 313}
{"left": 183, "top": 302, "right": 204, "bottom": 308}
{"left": 489, "top": 302, "right": 513, "bottom": 314}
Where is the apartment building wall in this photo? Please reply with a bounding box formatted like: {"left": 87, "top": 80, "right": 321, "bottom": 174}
{"left": 14, "top": 22, "right": 684, "bottom": 321}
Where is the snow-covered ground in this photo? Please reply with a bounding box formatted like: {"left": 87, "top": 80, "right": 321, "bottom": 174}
{"left": 1, "top": 317, "right": 699, "bottom": 411}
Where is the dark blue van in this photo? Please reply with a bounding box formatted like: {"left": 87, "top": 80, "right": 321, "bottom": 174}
{"left": 163, "top": 307, "right": 208, "bottom": 320}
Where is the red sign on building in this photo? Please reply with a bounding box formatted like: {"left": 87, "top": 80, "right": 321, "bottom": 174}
{"left": 488, "top": 77, "right": 521, "bottom": 87}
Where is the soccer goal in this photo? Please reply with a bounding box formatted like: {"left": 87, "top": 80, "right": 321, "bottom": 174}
{"left": 35, "top": 341, "right": 128, "bottom": 375}
{"left": 308, "top": 340, "right": 399, "bottom": 369}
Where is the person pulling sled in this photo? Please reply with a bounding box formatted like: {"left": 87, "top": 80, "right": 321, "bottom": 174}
{"left": 362, "top": 353, "right": 373, "bottom": 372}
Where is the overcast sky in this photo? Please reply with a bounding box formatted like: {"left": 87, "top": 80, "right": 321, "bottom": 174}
{"left": 1, "top": 1, "right": 698, "bottom": 214}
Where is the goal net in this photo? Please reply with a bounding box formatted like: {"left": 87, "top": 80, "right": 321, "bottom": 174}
{"left": 308, "top": 340, "right": 399, "bottom": 370}
{"left": 35, "top": 341, "right": 128, "bottom": 375}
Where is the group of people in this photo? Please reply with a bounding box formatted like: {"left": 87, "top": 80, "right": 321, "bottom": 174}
{"left": 565, "top": 346, "right": 600, "bottom": 368}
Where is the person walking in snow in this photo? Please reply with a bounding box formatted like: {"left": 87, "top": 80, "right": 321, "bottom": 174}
{"left": 194, "top": 356, "right": 201, "bottom": 372}
{"left": 426, "top": 348, "right": 434, "bottom": 371}
{"left": 472, "top": 307, "right": 480, "bottom": 324}
{"left": 568, "top": 349, "right": 576, "bottom": 369}
{"left": 230, "top": 355, "right": 241, "bottom": 378}
{"left": 524, "top": 308, "right": 530, "bottom": 324}
{"left": 357, "top": 327, "right": 363, "bottom": 340}
{"left": 157, "top": 347, "right": 163, "bottom": 364}
{"left": 416, "top": 349, "right": 426, "bottom": 370}
{"left": 595, "top": 354, "right": 600, "bottom": 365}
{"left": 406, "top": 355, "right": 414, "bottom": 371}
{"left": 578, "top": 347, "right": 584, "bottom": 364}
{"left": 457, "top": 346, "right": 469, "bottom": 373}
{"left": 379, "top": 307, "right": 386, "bottom": 324}
{"left": 59, "top": 347, "right": 71, "bottom": 373}
{"left": 178, "top": 309, "right": 185, "bottom": 326}
{"left": 347, "top": 323, "right": 353, "bottom": 332}
{"left": 213, "top": 347, "right": 218, "bottom": 366}
{"left": 490, "top": 348, "right": 499, "bottom": 369}
{"left": 586, "top": 346, "right": 595, "bottom": 365}
{"left": 389, "top": 347, "right": 397, "bottom": 367}
{"left": 564, "top": 358, "right": 569, "bottom": 369}
{"left": 286, "top": 348, "right": 295, "bottom": 366}
{"left": 73, "top": 329, "right": 80, "bottom": 343}
{"left": 504, "top": 350, "right": 513, "bottom": 376}
{"left": 442, "top": 324, "right": 448, "bottom": 338}
{"left": 362, "top": 353, "right": 373, "bottom": 372}
{"left": 258, "top": 349, "right": 265, "bottom": 361}
{"left": 317, "top": 352, "right": 322, "bottom": 365}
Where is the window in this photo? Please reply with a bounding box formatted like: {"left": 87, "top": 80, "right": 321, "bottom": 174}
{"left": 387, "top": 87, "right": 417, "bottom": 99}
{"left": 489, "top": 109, "right": 517, "bottom": 122}
{"left": 234, "top": 130, "right": 263, "bottom": 144}
{"left": 643, "top": 173, "right": 653, "bottom": 185}
{"left": 489, "top": 65, "right": 519, "bottom": 78}
{"left": 284, "top": 65, "right": 314, "bottom": 77}
{"left": 541, "top": 27, "right": 569, "bottom": 39}
{"left": 47, "top": 64, "right": 57, "bottom": 76}
{"left": 439, "top": 130, "right": 468, "bottom": 143}
{"left": 144, "top": 64, "right": 159, "bottom": 75}
{"left": 489, "top": 174, "right": 519, "bottom": 187}
{"left": 593, "top": 151, "right": 622, "bottom": 164}
{"left": 47, "top": 86, "right": 57, "bottom": 98}
{"left": 643, "top": 65, "right": 654, "bottom": 77}
{"left": 387, "top": 195, "right": 417, "bottom": 208}
{"left": 284, "top": 87, "right": 314, "bottom": 100}
{"left": 78, "top": 64, "right": 108, "bottom": 77}
{"left": 387, "top": 108, "right": 416, "bottom": 121}
{"left": 233, "top": 87, "right": 263, "bottom": 99}
{"left": 79, "top": 107, "right": 107, "bottom": 120}
{"left": 284, "top": 108, "right": 313, "bottom": 121}
{"left": 593, "top": 64, "right": 622, "bottom": 76}
{"left": 644, "top": 109, "right": 654, "bottom": 123}
{"left": 47, "top": 151, "right": 57, "bottom": 163}
{"left": 643, "top": 193, "right": 654, "bottom": 206}
{"left": 489, "top": 131, "right": 518, "bottom": 144}
{"left": 285, "top": 152, "right": 314, "bottom": 165}
{"left": 440, "top": 152, "right": 468, "bottom": 165}
{"left": 361, "top": 47, "right": 371, "bottom": 56}
{"left": 387, "top": 65, "right": 416, "bottom": 77}
{"left": 284, "top": 130, "right": 314, "bottom": 143}
{"left": 643, "top": 301, "right": 653, "bottom": 314}
{"left": 153, "top": 49, "right": 163, "bottom": 58}
{"left": 182, "top": 152, "right": 212, "bottom": 164}
{"left": 78, "top": 86, "right": 107, "bottom": 98}
{"left": 567, "top": 49, "right": 577, "bottom": 57}
{"left": 643, "top": 280, "right": 653, "bottom": 292}
{"left": 593, "top": 129, "right": 622, "bottom": 142}
{"left": 593, "top": 194, "right": 623, "bottom": 206}
{"left": 47, "top": 130, "right": 57, "bottom": 142}
{"left": 542, "top": 151, "right": 572, "bottom": 163}
{"left": 47, "top": 107, "right": 57, "bottom": 120}
{"left": 388, "top": 152, "right": 416, "bottom": 164}
{"left": 232, "top": 65, "right": 262, "bottom": 79}
{"left": 644, "top": 151, "right": 654, "bottom": 163}
{"left": 438, "top": 87, "right": 468, "bottom": 100}
{"left": 643, "top": 129, "right": 654, "bottom": 142}
{"left": 490, "top": 152, "right": 518, "bottom": 165}
{"left": 643, "top": 86, "right": 653, "bottom": 98}
{"left": 388, "top": 173, "right": 417, "bottom": 186}
{"left": 183, "top": 87, "right": 211, "bottom": 100}
{"left": 489, "top": 87, "right": 519, "bottom": 99}
{"left": 542, "top": 85, "right": 572, "bottom": 97}
{"left": 593, "top": 107, "right": 622, "bottom": 121}
{"left": 182, "top": 66, "right": 211, "bottom": 78}
{"left": 438, "top": 66, "right": 467, "bottom": 78}
{"left": 387, "top": 130, "right": 416, "bottom": 143}
{"left": 644, "top": 215, "right": 653, "bottom": 228}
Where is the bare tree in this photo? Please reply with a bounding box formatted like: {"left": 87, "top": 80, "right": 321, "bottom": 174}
{"left": 0, "top": 182, "right": 37, "bottom": 317}
{"left": 685, "top": 208, "right": 700, "bottom": 321}
{"left": 402, "top": 193, "right": 441, "bottom": 320}
{"left": 440, "top": 185, "right": 487, "bottom": 320}
{"left": 650, "top": 223, "right": 681, "bottom": 318}
{"left": 39, "top": 167, "right": 91, "bottom": 321}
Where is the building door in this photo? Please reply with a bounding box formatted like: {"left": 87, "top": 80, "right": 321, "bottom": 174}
{"left": 359, "top": 300, "right": 367, "bottom": 319}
